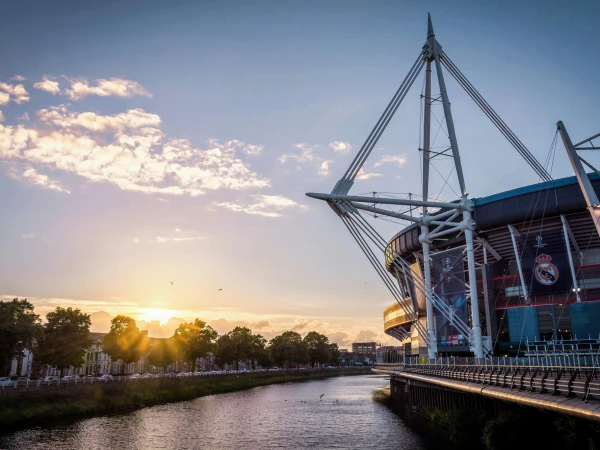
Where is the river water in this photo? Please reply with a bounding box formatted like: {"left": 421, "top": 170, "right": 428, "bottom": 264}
{"left": 0, "top": 375, "right": 432, "bottom": 449}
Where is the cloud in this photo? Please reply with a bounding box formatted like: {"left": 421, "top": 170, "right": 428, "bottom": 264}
{"left": 243, "top": 144, "right": 263, "bottom": 156}
{"left": 11, "top": 75, "right": 27, "bottom": 82}
{"left": 0, "top": 111, "right": 4, "bottom": 122}
{"left": 153, "top": 236, "right": 202, "bottom": 244}
{"left": 0, "top": 82, "right": 30, "bottom": 104}
{"left": 355, "top": 168, "right": 383, "bottom": 180}
{"left": 158, "top": 198, "right": 169, "bottom": 203}
{"left": 14, "top": 167, "right": 70, "bottom": 193}
{"left": 373, "top": 155, "right": 406, "bottom": 168}
{"left": 355, "top": 329, "right": 378, "bottom": 342}
{"left": 20, "top": 233, "right": 35, "bottom": 239}
{"left": 90, "top": 311, "right": 113, "bottom": 333}
{"left": 64, "top": 77, "right": 151, "bottom": 100}
{"left": 328, "top": 141, "right": 351, "bottom": 154}
{"left": 209, "top": 318, "right": 272, "bottom": 335}
{"left": 318, "top": 160, "right": 333, "bottom": 176}
{"left": 17, "top": 113, "right": 30, "bottom": 121}
{"left": 328, "top": 331, "right": 352, "bottom": 347}
{"left": 212, "top": 194, "right": 308, "bottom": 218}
{"left": 138, "top": 317, "right": 186, "bottom": 338}
{"left": 133, "top": 238, "right": 140, "bottom": 244}
{"left": 37, "top": 105, "right": 161, "bottom": 133}
{"left": 278, "top": 143, "right": 319, "bottom": 164}
{"left": 0, "top": 105, "right": 269, "bottom": 196}
{"left": 33, "top": 76, "right": 61, "bottom": 95}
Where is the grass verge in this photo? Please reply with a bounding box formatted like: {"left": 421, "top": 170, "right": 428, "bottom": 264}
{"left": 0, "top": 368, "right": 371, "bottom": 432}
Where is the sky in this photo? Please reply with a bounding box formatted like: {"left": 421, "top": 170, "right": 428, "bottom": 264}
{"left": 1, "top": 0, "right": 599, "bottom": 348}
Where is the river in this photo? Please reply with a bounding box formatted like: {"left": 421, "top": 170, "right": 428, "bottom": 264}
{"left": 0, "top": 375, "right": 433, "bottom": 449}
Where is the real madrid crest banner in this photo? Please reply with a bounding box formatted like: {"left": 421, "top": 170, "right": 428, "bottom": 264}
{"left": 430, "top": 247, "right": 469, "bottom": 352}
{"left": 520, "top": 229, "right": 573, "bottom": 296}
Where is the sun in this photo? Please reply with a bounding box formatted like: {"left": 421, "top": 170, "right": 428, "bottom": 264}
{"left": 138, "top": 308, "right": 174, "bottom": 325}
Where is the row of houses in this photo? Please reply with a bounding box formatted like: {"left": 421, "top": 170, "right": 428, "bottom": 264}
{"left": 9, "top": 332, "right": 219, "bottom": 378}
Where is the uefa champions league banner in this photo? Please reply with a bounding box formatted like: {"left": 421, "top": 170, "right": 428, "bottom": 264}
{"left": 430, "top": 247, "right": 470, "bottom": 352}
{"left": 519, "top": 229, "right": 572, "bottom": 296}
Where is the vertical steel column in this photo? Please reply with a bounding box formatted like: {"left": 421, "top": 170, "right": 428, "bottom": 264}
{"left": 464, "top": 209, "right": 484, "bottom": 358}
{"left": 561, "top": 215, "right": 581, "bottom": 302}
{"left": 421, "top": 229, "right": 437, "bottom": 359}
{"left": 482, "top": 246, "right": 494, "bottom": 340}
{"left": 508, "top": 225, "right": 529, "bottom": 304}
{"left": 432, "top": 27, "right": 481, "bottom": 356}
{"left": 420, "top": 51, "right": 436, "bottom": 359}
{"left": 432, "top": 43, "right": 467, "bottom": 197}
{"left": 558, "top": 120, "right": 600, "bottom": 237}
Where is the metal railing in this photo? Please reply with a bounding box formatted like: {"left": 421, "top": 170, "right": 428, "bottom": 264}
{"left": 375, "top": 357, "right": 600, "bottom": 402}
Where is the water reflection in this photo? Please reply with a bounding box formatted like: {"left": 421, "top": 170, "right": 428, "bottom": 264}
{"left": 1, "top": 375, "right": 429, "bottom": 449}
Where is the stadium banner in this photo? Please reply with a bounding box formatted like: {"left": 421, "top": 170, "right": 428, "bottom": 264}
{"left": 430, "top": 247, "right": 470, "bottom": 352}
{"left": 519, "top": 229, "right": 573, "bottom": 296}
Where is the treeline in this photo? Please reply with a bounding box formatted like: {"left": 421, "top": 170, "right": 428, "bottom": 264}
{"left": 0, "top": 298, "right": 340, "bottom": 376}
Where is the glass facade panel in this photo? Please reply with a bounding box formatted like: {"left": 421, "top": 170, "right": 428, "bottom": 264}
{"left": 570, "top": 301, "right": 600, "bottom": 339}
{"left": 507, "top": 306, "right": 539, "bottom": 342}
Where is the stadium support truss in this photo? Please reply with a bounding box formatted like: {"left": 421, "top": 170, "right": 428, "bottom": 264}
{"left": 306, "top": 14, "right": 555, "bottom": 358}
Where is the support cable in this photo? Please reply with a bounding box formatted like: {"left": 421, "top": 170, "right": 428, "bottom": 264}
{"left": 342, "top": 215, "right": 429, "bottom": 341}
{"left": 347, "top": 208, "right": 474, "bottom": 339}
{"left": 440, "top": 52, "right": 552, "bottom": 182}
{"left": 343, "top": 52, "right": 426, "bottom": 181}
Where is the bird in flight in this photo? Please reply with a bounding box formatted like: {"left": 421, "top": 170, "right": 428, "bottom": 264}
{"left": 320, "top": 394, "right": 325, "bottom": 401}
{"left": 170, "top": 282, "right": 173, "bottom": 285}
{"left": 218, "top": 289, "right": 222, "bottom": 291}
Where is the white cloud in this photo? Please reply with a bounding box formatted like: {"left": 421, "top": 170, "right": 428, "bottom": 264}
{"left": 212, "top": 194, "right": 308, "bottom": 218}
{"left": 328, "top": 141, "right": 351, "bottom": 154}
{"left": 20, "top": 233, "right": 35, "bottom": 239}
{"left": 133, "top": 238, "right": 140, "bottom": 244}
{"left": 158, "top": 198, "right": 169, "bottom": 203}
{"left": 0, "top": 83, "right": 29, "bottom": 104}
{"left": 17, "top": 113, "right": 30, "bottom": 121}
{"left": 33, "top": 76, "right": 60, "bottom": 95}
{"left": 373, "top": 155, "right": 406, "bottom": 168}
{"left": 318, "top": 160, "right": 333, "bottom": 176}
{"left": 278, "top": 143, "right": 319, "bottom": 164}
{"left": 154, "top": 236, "right": 202, "bottom": 243}
{"left": 11, "top": 75, "right": 27, "bottom": 82}
{"left": 355, "top": 168, "right": 383, "bottom": 181}
{"left": 64, "top": 77, "right": 151, "bottom": 100}
{"left": 243, "top": 144, "right": 263, "bottom": 156}
{"left": 0, "top": 111, "right": 4, "bottom": 122}
{"left": 16, "top": 167, "right": 70, "bottom": 193}
{"left": 0, "top": 106, "right": 269, "bottom": 196}
{"left": 37, "top": 105, "right": 161, "bottom": 133}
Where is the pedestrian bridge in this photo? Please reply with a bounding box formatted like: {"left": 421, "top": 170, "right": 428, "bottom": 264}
{"left": 374, "top": 357, "right": 600, "bottom": 422}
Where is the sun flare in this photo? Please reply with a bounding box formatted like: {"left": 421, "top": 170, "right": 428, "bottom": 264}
{"left": 138, "top": 308, "right": 175, "bottom": 325}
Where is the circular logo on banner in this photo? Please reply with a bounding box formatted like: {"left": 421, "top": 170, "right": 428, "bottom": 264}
{"left": 534, "top": 254, "right": 559, "bottom": 286}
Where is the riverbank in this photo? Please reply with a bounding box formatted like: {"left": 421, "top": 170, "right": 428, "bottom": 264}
{"left": 0, "top": 368, "right": 371, "bottom": 431}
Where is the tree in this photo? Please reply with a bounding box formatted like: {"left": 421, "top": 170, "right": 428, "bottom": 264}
{"left": 173, "top": 319, "right": 217, "bottom": 372}
{"left": 103, "top": 315, "right": 148, "bottom": 374}
{"left": 0, "top": 299, "right": 42, "bottom": 376}
{"left": 215, "top": 327, "right": 266, "bottom": 370}
{"left": 147, "top": 338, "right": 177, "bottom": 371}
{"left": 328, "top": 343, "right": 340, "bottom": 365}
{"left": 303, "top": 331, "right": 331, "bottom": 368}
{"left": 269, "top": 331, "right": 307, "bottom": 368}
{"left": 35, "top": 307, "right": 92, "bottom": 375}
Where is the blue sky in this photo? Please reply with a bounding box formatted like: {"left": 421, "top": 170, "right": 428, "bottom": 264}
{"left": 0, "top": 0, "right": 598, "bottom": 346}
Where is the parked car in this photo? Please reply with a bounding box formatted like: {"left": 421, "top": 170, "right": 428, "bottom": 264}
{"left": 0, "top": 377, "right": 14, "bottom": 387}
{"left": 43, "top": 376, "right": 60, "bottom": 382}
{"left": 62, "top": 375, "right": 78, "bottom": 383}
{"left": 139, "top": 373, "right": 154, "bottom": 379}
{"left": 128, "top": 374, "right": 141, "bottom": 380}
{"left": 99, "top": 374, "right": 114, "bottom": 382}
